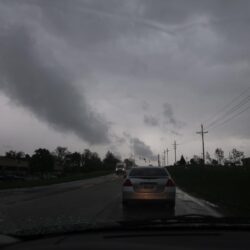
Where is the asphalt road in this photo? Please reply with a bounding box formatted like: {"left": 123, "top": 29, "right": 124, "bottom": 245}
{"left": 0, "top": 174, "right": 220, "bottom": 234}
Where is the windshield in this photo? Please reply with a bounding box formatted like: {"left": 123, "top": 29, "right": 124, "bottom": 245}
{"left": 0, "top": 0, "right": 249, "bottom": 238}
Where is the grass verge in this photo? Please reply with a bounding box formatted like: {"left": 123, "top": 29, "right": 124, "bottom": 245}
{"left": 168, "top": 165, "right": 250, "bottom": 216}
{"left": 0, "top": 170, "right": 113, "bottom": 190}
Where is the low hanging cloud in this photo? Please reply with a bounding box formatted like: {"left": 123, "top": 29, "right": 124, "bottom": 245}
{"left": 130, "top": 137, "right": 157, "bottom": 161}
{"left": 163, "top": 103, "right": 178, "bottom": 125}
{"left": 163, "top": 102, "right": 185, "bottom": 128}
{"left": 171, "top": 130, "right": 182, "bottom": 136}
{"left": 0, "top": 27, "right": 110, "bottom": 145}
{"left": 143, "top": 114, "right": 159, "bottom": 127}
{"left": 142, "top": 101, "right": 150, "bottom": 111}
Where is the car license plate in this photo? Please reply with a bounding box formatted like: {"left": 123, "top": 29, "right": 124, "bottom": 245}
{"left": 143, "top": 184, "right": 154, "bottom": 189}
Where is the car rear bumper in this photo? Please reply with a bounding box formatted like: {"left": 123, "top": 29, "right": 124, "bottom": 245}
{"left": 123, "top": 190, "right": 175, "bottom": 202}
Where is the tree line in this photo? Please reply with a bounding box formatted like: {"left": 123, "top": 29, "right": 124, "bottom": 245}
{"left": 3, "top": 147, "right": 129, "bottom": 176}
{"left": 176, "top": 148, "right": 246, "bottom": 166}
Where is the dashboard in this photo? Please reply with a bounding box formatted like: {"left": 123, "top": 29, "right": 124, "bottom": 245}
{"left": 3, "top": 229, "right": 250, "bottom": 250}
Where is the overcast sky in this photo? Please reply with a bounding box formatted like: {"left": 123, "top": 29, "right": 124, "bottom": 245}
{"left": 0, "top": 0, "right": 249, "bottom": 164}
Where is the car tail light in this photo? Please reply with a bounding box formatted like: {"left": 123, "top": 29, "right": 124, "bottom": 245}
{"left": 123, "top": 179, "right": 132, "bottom": 187}
{"left": 166, "top": 179, "right": 175, "bottom": 187}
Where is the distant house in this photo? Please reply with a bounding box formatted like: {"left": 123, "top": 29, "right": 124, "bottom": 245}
{"left": 242, "top": 158, "right": 250, "bottom": 167}
{"left": 0, "top": 157, "right": 29, "bottom": 176}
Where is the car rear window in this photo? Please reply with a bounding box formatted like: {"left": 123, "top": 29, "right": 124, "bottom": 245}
{"left": 129, "top": 168, "right": 168, "bottom": 177}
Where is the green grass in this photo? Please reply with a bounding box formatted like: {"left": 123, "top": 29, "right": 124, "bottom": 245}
{"left": 0, "top": 170, "right": 113, "bottom": 190}
{"left": 168, "top": 165, "right": 250, "bottom": 216}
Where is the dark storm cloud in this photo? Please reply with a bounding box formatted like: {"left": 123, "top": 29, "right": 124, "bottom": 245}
{"left": 35, "top": 0, "right": 124, "bottom": 49}
{"left": 0, "top": 28, "right": 109, "bottom": 144}
{"left": 111, "top": 134, "right": 126, "bottom": 145}
{"left": 123, "top": 132, "right": 132, "bottom": 141}
{"left": 143, "top": 115, "right": 159, "bottom": 127}
{"left": 137, "top": 0, "right": 202, "bottom": 25}
{"left": 130, "top": 137, "right": 157, "bottom": 160}
{"left": 33, "top": 0, "right": 250, "bottom": 64}
{"left": 23, "top": 0, "right": 250, "bottom": 83}
{"left": 0, "top": 0, "right": 250, "bottom": 155}
{"left": 139, "top": 0, "right": 250, "bottom": 65}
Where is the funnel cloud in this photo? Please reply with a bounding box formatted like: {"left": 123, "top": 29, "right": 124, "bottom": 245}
{"left": 0, "top": 28, "right": 109, "bottom": 145}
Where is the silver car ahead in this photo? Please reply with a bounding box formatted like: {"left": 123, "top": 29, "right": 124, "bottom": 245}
{"left": 122, "top": 167, "right": 176, "bottom": 208}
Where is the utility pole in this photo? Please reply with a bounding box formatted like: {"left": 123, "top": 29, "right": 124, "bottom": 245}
{"left": 196, "top": 124, "right": 208, "bottom": 165}
{"left": 158, "top": 154, "right": 161, "bottom": 167}
{"left": 166, "top": 148, "right": 170, "bottom": 166}
{"left": 130, "top": 154, "right": 134, "bottom": 163}
{"left": 163, "top": 150, "right": 166, "bottom": 166}
{"left": 173, "top": 141, "right": 178, "bottom": 165}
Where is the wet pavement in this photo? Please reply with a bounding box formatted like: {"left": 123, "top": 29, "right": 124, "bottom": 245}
{"left": 0, "top": 174, "right": 221, "bottom": 234}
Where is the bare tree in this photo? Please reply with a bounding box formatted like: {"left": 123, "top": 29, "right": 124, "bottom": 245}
{"left": 206, "top": 152, "right": 212, "bottom": 164}
{"left": 215, "top": 148, "right": 224, "bottom": 165}
{"left": 231, "top": 148, "right": 244, "bottom": 165}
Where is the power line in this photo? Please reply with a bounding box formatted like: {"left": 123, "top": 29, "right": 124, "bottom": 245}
{"left": 209, "top": 104, "right": 250, "bottom": 131}
{"left": 208, "top": 95, "right": 250, "bottom": 128}
{"left": 207, "top": 95, "right": 250, "bottom": 129}
{"left": 203, "top": 86, "right": 250, "bottom": 126}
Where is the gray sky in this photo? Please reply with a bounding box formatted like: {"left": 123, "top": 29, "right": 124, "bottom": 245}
{"left": 0, "top": 0, "right": 249, "bottom": 164}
